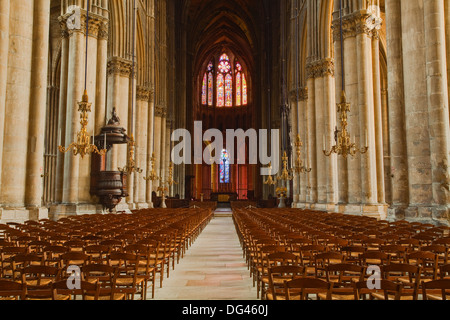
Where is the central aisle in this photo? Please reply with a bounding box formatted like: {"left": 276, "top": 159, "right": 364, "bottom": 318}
{"left": 153, "top": 215, "right": 257, "bottom": 300}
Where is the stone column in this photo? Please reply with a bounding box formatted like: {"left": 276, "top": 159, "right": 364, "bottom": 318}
{"left": 95, "top": 21, "right": 108, "bottom": 133}
{"left": 372, "top": 31, "right": 386, "bottom": 205}
{"left": 153, "top": 106, "right": 162, "bottom": 191}
{"left": 385, "top": 0, "right": 409, "bottom": 217}
{"left": 356, "top": 17, "right": 378, "bottom": 208}
{"left": 305, "top": 76, "right": 317, "bottom": 205}
{"left": 160, "top": 110, "right": 167, "bottom": 183}
{"left": 0, "top": 0, "right": 10, "bottom": 203}
{"left": 324, "top": 65, "right": 338, "bottom": 208}
{"left": 106, "top": 57, "right": 132, "bottom": 172}
{"left": 136, "top": 87, "right": 149, "bottom": 208}
{"left": 55, "top": 24, "right": 70, "bottom": 204}
{"left": 25, "top": 0, "right": 51, "bottom": 214}
{"left": 423, "top": 0, "right": 450, "bottom": 219}
{"left": 1, "top": 0, "right": 34, "bottom": 208}
{"left": 146, "top": 90, "right": 155, "bottom": 206}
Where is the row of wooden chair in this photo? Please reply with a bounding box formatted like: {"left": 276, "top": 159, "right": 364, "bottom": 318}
{"left": 233, "top": 208, "right": 450, "bottom": 300}
{"left": 0, "top": 208, "right": 213, "bottom": 300}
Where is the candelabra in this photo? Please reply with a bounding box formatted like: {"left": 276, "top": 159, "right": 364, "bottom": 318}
{"left": 118, "top": 134, "right": 143, "bottom": 173}
{"left": 143, "top": 153, "right": 159, "bottom": 181}
{"left": 277, "top": 151, "right": 293, "bottom": 182}
{"left": 323, "top": 91, "right": 368, "bottom": 159}
{"left": 263, "top": 162, "right": 276, "bottom": 186}
{"left": 58, "top": 90, "right": 107, "bottom": 158}
{"left": 166, "top": 162, "right": 178, "bottom": 187}
{"left": 293, "top": 135, "right": 311, "bottom": 174}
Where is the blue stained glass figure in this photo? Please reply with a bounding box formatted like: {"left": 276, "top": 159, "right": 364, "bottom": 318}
{"left": 220, "top": 150, "right": 230, "bottom": 184}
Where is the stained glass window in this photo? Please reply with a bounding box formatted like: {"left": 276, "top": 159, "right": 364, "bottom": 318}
{"left": 217, "top": 74, "right": 224, "bottom": 107}
{"left": 225, "top": 74, "right": 233, "bottom": 107}
{"left": 202, "top": 73, "right": 207, "bottom": 105}
{"left": 208, "top": 72, "right": 213, "bottom": 106}
{"left": 236, "top": 72, "right": 241, "bottom": 106}
{"left": 242, "top": 74, "right": 248, "bottom": 105}
{"left": 202, "top": 53, "right": 249, "bottom": 108}
{"left": 220, "top": 149, "right": 230, "bottom": 184}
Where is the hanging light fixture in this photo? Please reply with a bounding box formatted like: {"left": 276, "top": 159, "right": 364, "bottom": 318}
{"left": 323, "top": 0, "right": 368, "bottom": 159}
{"left": 119, "top": 0, "right": 143, "bottom": 174}
{"left": 59, "top": 0, "right": 107, "bottom": 159}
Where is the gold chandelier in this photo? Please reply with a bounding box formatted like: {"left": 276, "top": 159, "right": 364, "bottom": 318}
{"left": 323, "top": 91, "right": 368, "bottom": 159}
{"left": 293, "top": 135, "right": 311, "bottom": 174}
{"left": 58, "top": 90, "right": 107, "bottom": 158}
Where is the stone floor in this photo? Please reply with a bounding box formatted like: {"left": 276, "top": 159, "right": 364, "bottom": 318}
{"left": 152, "top": 213, "right": 257, "bottom": 300}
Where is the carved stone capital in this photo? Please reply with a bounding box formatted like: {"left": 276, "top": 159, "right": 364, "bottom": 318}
{"left": 332, "top": 11, "right": 382, "bottom": 41}
{"left": 306, "top": 58, "right": 335, "bottom": 79}
{"left": 137, "top": 86, "right": 151, "bottom": 101}
{"left": 289, "top": 87, "right": 308, "bottom": 102}
{"left": 107, "top": 57, "right": 133, "bottom": 78}
{"left": 59, "top": 10, "right": 108, "bottom": 39}
{"left": 154, "top": 105, "right": 165, "bottom": 117}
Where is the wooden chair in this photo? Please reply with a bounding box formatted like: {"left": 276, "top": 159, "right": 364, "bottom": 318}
{"left": 20, "top": 265, "right": 62, "bottom": 300}
{"left": 52, "top": 279, "right": 100, "bottom": 300}
{"left": 43, "top": 245, "right": 69, "bottom": 268}
{"left": 322, "top": 264, "right": 365, "bottom": 300}
{"left": 298, "top": 245, "right": 327, "bottom": 277}
{"left": 267, "top": 266, "right": 304, "bottom": 300}
{"left": 124, "top": 244, "right": 156, "bottom": 300}
{"left": 381, "top": 263, "right": 421, "bottom": 300}
{"left": 314, "top": 252, "right": 345, "bottom": 279}
{"left": 439, "top": 264, "right": 450, "bottom": 280}
{"left": 10, "top": 253, "right": 44, "bottom": 280}
{"left": 107, "top": 252, "right": 142, "bottom": 300}
{"left": 84, "top": 245, "right": 110, "bottom": 264}
{"left": 284, "top": 277, "right": 332, "bottom": 300}
{"left": 0, "top": 246, "right": 28, "bottom": 279}
{"left": 358, "top": 251, "right": 391, "bottom": 268}
{"left": 340, "top": 246, "right": 367, "bottom": 265}
{"left": 260, "top": 252, "right": 299, "bottom": 300}
{"left": 81, "top": 264, "right": 125, "bottom": 300}
{"left": 420, "top": 244, "right": 449, "bottom": 266}
{"left": 422, "top": 279, "right": 450, "bottom": 300}
{"left": 0, "top": 279, "right": 26, "bottom": 300}
{"left": 354, "top": 280, "right": 403, "bottom": 300}
{"left": 60, "top": 252, "right": 91, "bottom": 278}
{"left": 406, "top": 251, "right": 439, "bottom": 282}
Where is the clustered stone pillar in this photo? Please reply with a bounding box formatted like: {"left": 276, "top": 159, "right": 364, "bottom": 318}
{"left": 330, "top": 5, "right": 388, "bottom": 219}
{"left": 51, "top": 5, "right": 109, "bottom": 219}
{"left": 384, "top": 0, "right": 450, "bottom": 223}
{"left": 0, "top": 0, "right": 51, "bottom": 223}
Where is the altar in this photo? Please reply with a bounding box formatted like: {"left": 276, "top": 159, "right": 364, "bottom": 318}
{"left": 211, "top": 192, "right": 238, "bottom": 203}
